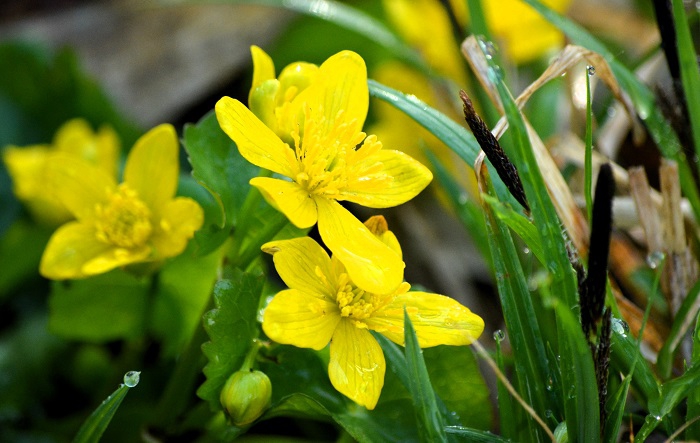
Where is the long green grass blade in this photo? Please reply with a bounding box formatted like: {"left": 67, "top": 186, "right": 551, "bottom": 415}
{"left": 521, "top": 0, "right": 700, "bottom": 223}
{"left": 479, "top": 165, "right": 550, "bottom": 442}
{"left": 602, "top": 376, "right": 632, "bottom": 443}
{"left": 479, "top": 38, "right": 598, "bottom": 441}
{"left": 368, "top": 80, "right": 515, "bottom": 207}
{"left": 659, "top": 278, "right": 700, "bottom": 378}
{"left": 235, "top": 0, "right": 427, "bottom": 73}
{"left": 73, "top": 372, "right": 139, "bottom": 443}
{"left": 446, "top": 426, "right": 513, "bottom": 442}
{"left": 481, "top": 194, "right": 545, "bottom": 266}
{"left": 672, "top": 0, "right": 700, "bottom": 171}
{"left": 403, "top": 310, "right": 448, "bottom": 443}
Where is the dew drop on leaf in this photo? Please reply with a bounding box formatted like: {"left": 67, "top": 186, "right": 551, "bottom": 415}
{"left": 123, "top": 371, "right": 141, "bottom": 388}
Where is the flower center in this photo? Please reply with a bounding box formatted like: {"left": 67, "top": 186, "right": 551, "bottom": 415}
{"left": 95, "top": 184, "right": 153, "bottom": 248}
{"left": 334, "top": 273, "right": 385, "bottom": 321}
{"left": 291, "top": 109, "right": 366, "bottom": 198}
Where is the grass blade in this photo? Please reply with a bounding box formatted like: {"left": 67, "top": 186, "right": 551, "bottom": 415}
{"left": 403, "top": 310, "right": 448, "bottom": 443}
{"left": 671, "top": 0, "right": 700, "bottom": 169}
{"left": 478, "top": 37, "right": 599, "bottom": 440}
{"left": 477, "top": 160, "right": 551, "bottom": 442}
{"left": 73, "top": 372, "right": 139, "bottom": 443}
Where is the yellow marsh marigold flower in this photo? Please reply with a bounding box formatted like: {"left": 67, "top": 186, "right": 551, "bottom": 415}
{"left": 216, "top": 50, "right": 433, "bottom": 295}
{"left": 477, "top": 0, "right": 572, "bottom": 64}
{"left": 248, "top": 45, "right": 318, "bottom": 141}
{"left": 2, "top": 118, "right": 119, "bottom": 225}
{"left": 261, "top": 216, "right": 484, "bottom": 410}
{"left": 39, "top": 124, "right": 204, "bottom": 279}
{"left": 384, "top": 0, "right": 571, "bottom": 66}
{"left": 383, "top": 0, "right": 467, "bottom": 82}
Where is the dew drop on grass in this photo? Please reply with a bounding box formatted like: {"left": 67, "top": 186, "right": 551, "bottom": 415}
{"left": 123, "top": 371, "right": 141, "bottom": 388}
{"left": 587, "top": 65, "right": 596, "bottom": 76}
{"left": 611, "top": 318, "right": 629, "bottom": 337}
{"left": 646, "top": 251, "right": 666, "bottom": 269}
{"left": 493, "top": 329, "right": 506, "bottom": 342}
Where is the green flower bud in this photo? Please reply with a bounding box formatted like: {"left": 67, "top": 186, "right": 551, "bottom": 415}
{"left": 220, "top": 370, "right": 272, "bottom": 426}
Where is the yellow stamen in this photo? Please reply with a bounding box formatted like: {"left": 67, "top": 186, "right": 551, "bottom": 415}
{"left": 94, "top": 184, "right": 152, "bottom": 248}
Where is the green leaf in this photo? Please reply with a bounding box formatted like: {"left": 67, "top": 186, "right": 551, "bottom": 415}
{"left": 403, "top": 309, "right": 448, "bottom": 443}
{"left": 197, "top": 270, "right": 264, "bottom": 409}
{"left": 425, "top": 346, "right": 492, "bottom": 430}
{"left": 72, "top": 373, "right": 138, "bottom": 443}
{"left": 183, "top": 111, "right": 260, "bottom": 230}
{"left": 151, "top": 247, "right": 223, "bottom": 356}
{"left": 48, "top": 271, "right": 149, "bottom": 342}
{"left": 177, "top": 175, "right": 229, "bottom": 257}
{"left": 261, "top": 344, "right": 421, "bottom": 442}
{"left": 521, "top": 0, "right": 700, "bottom": 223}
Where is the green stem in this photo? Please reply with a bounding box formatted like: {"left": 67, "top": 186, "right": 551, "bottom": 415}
{"left": 240, "top": 339, "right": 263, "bottom": 372}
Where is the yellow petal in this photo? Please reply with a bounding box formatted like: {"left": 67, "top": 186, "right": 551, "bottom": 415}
{"left": 46, "top": 154, "right": 116, "bottom": 221}
{"left": 249, "top": 45, "right": 276, "bottom": 101}
{"left": 53, "top": 119, "right": 120, "bottom": 177}
{"left": 329, "top": 320, "right": 385, "bottom": 410}
{"left": 315, "top": 198, "right": 403, "bottom": 294}
{"left": 343, "top": 149, "right": 432, "bottom": 208}
{"left": 305, "top": 50, "right": 369, "bottom": 137}
{"left": 250, "top": 177, "right": 317, "bottom": 228}
{"left": 263, "top": 289, "right": 340, "bottom": 350}
{"left": 262, "top": 237, "right": 335, "bottom": 296}
{"left": 40, "top": 222, "right": 113, "bottom": 279}
{"left": 82, "top": 245, "right": 152, "bottom": 276}
{"left": 124, "top": 124, "right": 179, "bottom": 212}
{"left": 367, "top": 292, "right": 485, "bottom": 347}
{"left": 364, "top": 216, "right": 402, "bottom": 259}
{"left": 150, "top": 197, "right": 204, "bottom": 259}
{"left": 216, "top": 97, "right": 296, "bottom": 177}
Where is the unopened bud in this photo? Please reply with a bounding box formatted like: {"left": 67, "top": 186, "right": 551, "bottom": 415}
{"left": 220, "top": 370, "right": 272, "bottom": 426}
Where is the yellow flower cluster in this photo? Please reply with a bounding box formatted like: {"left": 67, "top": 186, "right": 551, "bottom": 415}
{"left": 3, "top": 120, "right": 204, "bottom": 279}
{"left": 218, "top": 47, "right": 485, "bottom": 409}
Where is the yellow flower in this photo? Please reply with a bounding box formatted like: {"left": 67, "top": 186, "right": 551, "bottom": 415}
{"left": 261, "top": 216, "right": 484, "bottom": 410}
{"left": 248, "top": 45, "right": 318, "bottom": 142}
{"left": 216, "top": 50, "right": 433, "bottom": 295}
{"left": 39, "top": 124, "right": 204, "bottom": 279}
{"left": 384, "top": 0, "right": 571, "bottom": 66}
{"left": 478, "top": 0, "right": 572, "bottom": 64}
{"left": 383, "top": 0, "right": 467, "bottom": 82}
{"left": 2, "top": 118, "right": 120, "bottom": 225}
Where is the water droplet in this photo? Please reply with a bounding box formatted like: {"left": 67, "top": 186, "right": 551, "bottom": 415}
{"left": 546, "top": 376, "right": 554, "bottom": 391}
{"left": 611, "top": 318, "right": 629, "bottom": 337}
{"left": 587, "top": 65, "right": 596, "bottom": 76}
{"left": 488, "top": 66, "right": 503, "bottom": 84}
{"left": 646, "top": 251, "right": 666, "bottom": 269}
{"left": 523, "top": 247, "right": 531, "bottom": 255}
{"left": 493, "top": 329, "right": 506, "bottom": 342}
{"left": 123, "top": 371, "right": 140, "bottom": 388}
{"left": 545, "top": 409, "right": 554, "bottom": 418}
